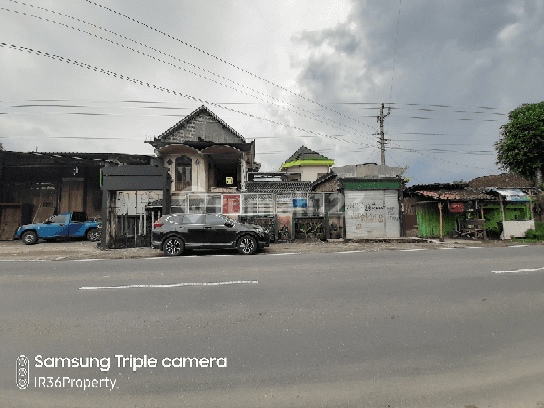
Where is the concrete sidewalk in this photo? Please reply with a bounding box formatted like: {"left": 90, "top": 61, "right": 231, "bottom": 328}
{"left": 0, "top": 237, "right": 541, "bottom": 262}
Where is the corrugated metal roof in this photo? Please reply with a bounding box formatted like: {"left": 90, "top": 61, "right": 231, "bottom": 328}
{"left": 246, "top": 181, "right": 312, "bottom": 193}
{"left": 413, "top": 189, "right": 495, "bottom": 200}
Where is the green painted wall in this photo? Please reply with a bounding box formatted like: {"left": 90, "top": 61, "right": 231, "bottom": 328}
{"left": 479, "top": 204, "right": 531, "bottom": 233}
{"left": 416, "top": 207, "right": 464, "bottom": 237}
{"left": 416, "top": 202, "right": 532, "bottom": 237}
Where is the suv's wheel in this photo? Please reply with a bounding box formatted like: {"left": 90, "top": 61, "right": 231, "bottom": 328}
{"left": 237, "top": 235, "right": 257, "bottom": 255}
{"left": 86, "top": 228, "right": 100, "bottom": 242}
{"left": 22, "top": 231, "right": 38, "bottom": 245}
{"left": 163, "top": 236, "right": 184, "bottom": 256}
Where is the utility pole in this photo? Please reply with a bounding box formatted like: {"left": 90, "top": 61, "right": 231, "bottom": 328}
{"left": 377, "top": 103, "right": 391, "bottom": 165}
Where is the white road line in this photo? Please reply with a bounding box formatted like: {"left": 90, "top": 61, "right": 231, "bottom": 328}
{"left": 399, "top": 249, "right": 427, "bottom": 252}
{"left": 73, "top": 259, "right": 105, "bottom": 262}
{"left": 144, "top": 257, "right": 165, "bottom": 260}
{"left": 508, "top": 245, "right": 529, "bottom": 248}
{"left": 79, "top": 280, "right": 258, "bottom": 290}
{"left": 210, "top": 254, "right": 233, "bottom": 257}
{"left": 493, "top": 266, "right": 544, "bottom": 274}
{"left": 466, "top": 247, "right": 483, "bottom": 249}
{"left": 337, "top": 250, "right": 366, "bottom": 253}
{"left": 269, "top": 253, "right": 301, "bottom": 256}
{"left": 441, "top": 248, "right": 455, "bottom": 249}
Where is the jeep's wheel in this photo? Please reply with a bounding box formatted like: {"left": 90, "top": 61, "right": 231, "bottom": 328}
{"left": 237, "top": 235, "right": 257, "bottom": 255}
{"left": 22, "top": 231, "right": 38, "bottom": 245}
{"left": 163, "top": 236, "right": 184, "bottom": 256}
{"left": 86, "top": 228, "right": 100, "bottom": 242}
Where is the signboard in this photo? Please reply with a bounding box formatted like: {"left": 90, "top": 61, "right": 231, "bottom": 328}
{"left": 293, "top": 198, "right": 307, "bottom": 208}
{"left": 222, "top": 194, "right": 240, "bottom": 214}
{"left": 225, "top": 177, "right": 234, "bottom": 185}
{"left": 448, "top": 201, "right": 475, "bottom": 213}
{"left": 449, "top": 202, "right": 464, "bottom": 213}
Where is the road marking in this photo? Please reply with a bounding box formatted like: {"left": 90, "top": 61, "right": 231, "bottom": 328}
{"left": 493, "top": 266, "right": 544, "bottom": 274}
{"left": 399, "top": 249, "right": 427, "bottom": 252}
{"left": 508, "top": 245, "right": 529, "bottom": 247}
{"left": 337, "top": 250, "right": 366, "bottom": 253}
{"left": 79, "top": 280, "right": 259, "bottom": 290}
{"left": 210, "top": 254, "right": 233, "bottom": 257}
{"left": 269, "top": 253, "right": 300, "bottom": 255}
{"left": 441, "top": 248, "right": 455, "bottom": 249}
{"left": 74, "top": 259, "right": 105, "bottom": 262}
{"left": 144, "top": 257, "right": 164, "bottom": 260}
{"left": 466, "top": 247, "right": 483, "bottom": 249}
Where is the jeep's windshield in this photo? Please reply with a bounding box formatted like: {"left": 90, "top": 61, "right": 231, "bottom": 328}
{"left": 47, "top": 214, "right": 68, "bottom": 224}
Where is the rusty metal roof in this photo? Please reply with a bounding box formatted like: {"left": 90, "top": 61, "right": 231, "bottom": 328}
{"left": 411, "top": 189, "right": 495, "bottom": 200}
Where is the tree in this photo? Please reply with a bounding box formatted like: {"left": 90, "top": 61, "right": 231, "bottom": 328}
{"left": 494, "top": 102, "right": 544, "bottom": 189}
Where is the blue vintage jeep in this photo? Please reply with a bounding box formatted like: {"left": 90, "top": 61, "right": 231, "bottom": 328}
{"left": 16, "top": 212, "right": 101, "bottom": 245}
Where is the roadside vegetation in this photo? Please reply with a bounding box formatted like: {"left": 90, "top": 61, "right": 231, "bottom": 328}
{"left": 512, "top": 220, "right": 544, "bottom": 242}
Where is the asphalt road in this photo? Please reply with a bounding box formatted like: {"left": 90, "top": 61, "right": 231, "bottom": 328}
{"left": 1, "top": 246, "right": 544, "bottom": 407}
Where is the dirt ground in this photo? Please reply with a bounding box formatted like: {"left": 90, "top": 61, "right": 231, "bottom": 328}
{"left": 0, "top": 236, "right": 541, "bottom": 262}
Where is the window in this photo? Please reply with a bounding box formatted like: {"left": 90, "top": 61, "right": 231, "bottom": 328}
{"left": 175, "top": 156, "right": 192, "bottom": 191}
{"left": 182, "top": 214, "right": 205, "bottom": 224}
{"left": 49, "top": 214, "right": 68, "bottom": 224}
{"left": 205, "top": 215, "right": 225, "bottom": 225}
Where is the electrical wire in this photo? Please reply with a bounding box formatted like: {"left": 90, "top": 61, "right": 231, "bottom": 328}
{"left": 81, "top": 0, "right": 382, "bottom": 133}
{"left": 2, "top": 1, "right": 384, "bottom": 146}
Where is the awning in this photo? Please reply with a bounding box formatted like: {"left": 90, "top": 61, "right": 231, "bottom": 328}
{"left": 492, "top": 189, "right": 531, "bottom": 201}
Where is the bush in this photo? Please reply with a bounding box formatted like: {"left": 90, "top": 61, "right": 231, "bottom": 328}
{"left": 524, "top": 221, "right": 544, "bottom": 240}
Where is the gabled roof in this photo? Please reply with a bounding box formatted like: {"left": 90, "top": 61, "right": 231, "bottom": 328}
{"left": 149, "top": 105, "right": 246, "bottom": 145}
{"left": 280, "top": 146, "right": 334, "bottom": 170}
{"left": 285, "top": 146, "right": 331, "bottom": 163}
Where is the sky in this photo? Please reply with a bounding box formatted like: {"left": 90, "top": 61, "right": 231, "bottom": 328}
{"left": 1, "top": 0, "right": 543, "bottom": 186}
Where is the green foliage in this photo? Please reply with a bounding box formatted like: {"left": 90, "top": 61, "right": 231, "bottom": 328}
{"left": 524, "top": 221, "right": 544, "bottom": 240}
{"left": 494, "top": 102, "right": 544, "bottom": 183}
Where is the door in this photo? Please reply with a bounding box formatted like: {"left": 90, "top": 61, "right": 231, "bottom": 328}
{"left": 345, "top": 191, "right": 386, "bottom": 239}
{"left": 39, "top": 214, "right": 70, "bottom": 238}
{"left": 205, "top": 214, "right": 238, "bottom": 244}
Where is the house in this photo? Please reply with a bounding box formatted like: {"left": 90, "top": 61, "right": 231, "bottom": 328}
{"left": 0, "top": 150, "right": 152, "bottom": 240}
{"left": 404, "top": 173, "right": 536, "bottom": 239}
{"left": 279, "top": 146, "right": 334, "bottom": 182}
{"left": 146, "top": 105, "right": 259, "bottom": 199}
{"left": 403, "top": 182, "right": 494, "bottom": 238}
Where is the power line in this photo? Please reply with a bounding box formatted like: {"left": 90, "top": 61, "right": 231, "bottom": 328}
{"left": 2, "top": 2, "right": 384, "bottom": 146}
{"left": 77, "top": 0, "right": 380, "bottom": 133}
{"left": 0, "top": 42, "right": 501, "bottom": 173}
{"left": 0, "top": 42, "right": 383, "bottom": 153}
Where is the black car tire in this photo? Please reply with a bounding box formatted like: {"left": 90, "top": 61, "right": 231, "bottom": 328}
{"left": 237, "top": 235, "right": 257, "bottom": 255}
{"left": 22, "top": 231, "right": 38, "bottom": 245}
{"left": 86, "top": 228, "right": 100, "bottom": 242}
{"left": 163, "top": 236, "right": 184, "bottom": 256}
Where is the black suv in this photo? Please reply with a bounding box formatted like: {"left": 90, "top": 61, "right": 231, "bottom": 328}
{"left": 151, "top": 213, "right": 270, "bottom": 256}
